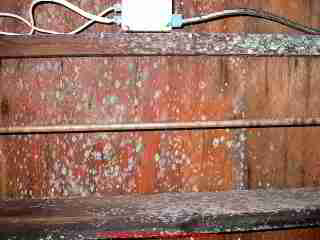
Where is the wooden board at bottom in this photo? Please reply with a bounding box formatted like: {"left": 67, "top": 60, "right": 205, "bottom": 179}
{"left": 0, "top": 187, "right": 320, "bottom": 239}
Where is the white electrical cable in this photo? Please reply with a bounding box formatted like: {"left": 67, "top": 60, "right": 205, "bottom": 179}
{"left": 29, "top": 0, "right": 117, "bottom": 34}
{"left": 0, "top": 0, "right": 119, "bottom": 35}
{"left": 2, "top": 2, "right": 320, "bottom": 35}
{"left": 182, "top": 10, "right": 242, "bottom": 25}
{"left": 0, "top": 13, "right": 32, "bottom": 36}
{"left": 69, "top": 6, "right": 115, "bottom": 35}
{"left": 0, "top": 12, "right": 68, "bottom": 35}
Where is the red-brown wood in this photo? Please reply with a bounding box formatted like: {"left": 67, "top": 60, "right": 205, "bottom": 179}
{"left": 1, "top": 0, "right": 320, "bottom": 240}
{"left": 1, "top": 188, "right": 320, "bottom": 239}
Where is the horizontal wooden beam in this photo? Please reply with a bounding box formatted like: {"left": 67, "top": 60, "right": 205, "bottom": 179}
{"left": 1, "top": 188, "right": 320, "bottom": 239}
{"left": 1, "top": 118, "right": 320, "bottom": 134}
{"left": 1, "top": 33, "right": 320, "bottom": 58}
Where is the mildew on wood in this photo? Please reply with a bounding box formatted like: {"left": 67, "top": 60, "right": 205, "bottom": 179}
{"left": 1, "top": 187, "right": 320, "bottom": 239}
{"left": 1, "top": 33, "right": 320, "bottom": 58}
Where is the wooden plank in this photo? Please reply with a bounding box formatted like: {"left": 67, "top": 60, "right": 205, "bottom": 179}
{"left": 0, "top": 145, "right": 7, "bottom": 199}
{"left": 183, "top": 2, "right": 235, "bottom": 193}
{"left": 0, "top": 0, "right": 19, "bottom": 202}
{"left": 1, "top": 33, "right": 320, "bottom": 58}
{"left": 245, "top": 0, "right": 320, "bottom": 190}
{"left": 1, "top": 118, "right": 320, "bottom": 134}
{"left": 1, "top": 187, "right": 320, "bottom": 239}
{"left": 225, "top": 229, "right": 320, "bottom": 240}
{"left": 240, "top": 3, "right": 320, "bottom": 240}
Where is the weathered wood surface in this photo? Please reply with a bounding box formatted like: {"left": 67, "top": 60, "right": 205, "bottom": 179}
{"left": 1, "top": 33, "right": 320, "bottom": 58}
{"left": 1, "top": 1, "right": 320, "bottom": 240}
{"left": 1, "top": 118, "right": 320, "bottom": 134}
{"left": 1, "top": 187, "right": 320, "bottom": 239}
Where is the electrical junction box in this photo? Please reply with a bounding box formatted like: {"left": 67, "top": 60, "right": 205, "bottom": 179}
{"left": 121, "top": 0, "right": 173, "bottom": 31}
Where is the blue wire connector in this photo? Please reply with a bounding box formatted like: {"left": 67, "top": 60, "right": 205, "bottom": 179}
{"left": 171, "top": 14, "right": 183, "bottom": 28}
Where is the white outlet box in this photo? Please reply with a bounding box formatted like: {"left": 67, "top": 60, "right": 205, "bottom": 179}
{"left": 121, "top": 0, "right": 172, "bottom": 31}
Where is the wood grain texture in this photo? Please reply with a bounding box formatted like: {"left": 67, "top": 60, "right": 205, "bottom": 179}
{"left": 243, "top": 1, "right": 320, "bottom": 239}
{"left": 1, "top": 1, "right": 320, "bottom": 240}
{"left": 224, "top": 229, "right": 320, "bottom": 240}
{"left": 246, "top": 0, "right": 320, "bottom": 190}
{"left": 0, "top": 0, "right": 18, "bottom": 202}
{"left": 1, "top": 188, "right": 320, "bottom": 239}
{"left": 0, "top": 142, "right": 7, "bottom": 199}
{"left": 1, "top": 33, "right": 320, "bottom": 58}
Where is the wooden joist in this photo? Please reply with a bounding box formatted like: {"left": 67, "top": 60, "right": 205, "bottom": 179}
{"left": 1, "top": 187, "right": 320, "bottom": 239}
{"left": 1, "top": 33, "right": 320, "bottom": 58}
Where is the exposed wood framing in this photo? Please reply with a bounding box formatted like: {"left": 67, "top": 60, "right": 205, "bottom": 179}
{"left": 1, "top": 33, "right": 320, "bottom": 58}
{"left": 1, "top": 118, "right": 320, "bottom": 134}
{"left": 1, "top": 187, "right": 320, "bottom": 239}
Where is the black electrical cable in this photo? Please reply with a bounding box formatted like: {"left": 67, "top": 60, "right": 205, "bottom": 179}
{"left": 183, "top": 8, "right": 320, "bottom": 34}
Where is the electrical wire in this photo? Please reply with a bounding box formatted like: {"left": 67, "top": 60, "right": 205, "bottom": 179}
{"left": 0, "top": 0, "right": 119, "bottom": 35}
{"left": 0, "top": 12, "right": 71, "bottom": 35}
{"left": 0, "top": 13, "right": 32, "bottom": 36}
{"left": 1, "top": 2, "right": 320, "bottom": 35}
{"left": 182, "top": 8, "right": 320, "bottom": 34}
{"left": 29, "top": 0, "right": 117, "bottom": 35}
{"left": 69, "top": 6, "right": 115, "bottom": 34}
